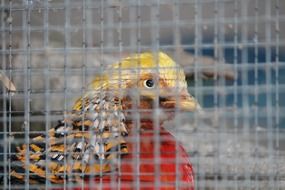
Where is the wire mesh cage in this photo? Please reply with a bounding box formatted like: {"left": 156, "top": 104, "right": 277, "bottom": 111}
{"left": 0, "top": 0, "right": 284, "bottom": 189}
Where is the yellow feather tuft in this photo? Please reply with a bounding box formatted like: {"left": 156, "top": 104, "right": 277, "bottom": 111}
{"left": 112, "top": 52, "right": 176, "bottom": 70}
{"left": 89, "top": 51, "right": 186, "bottom": 91}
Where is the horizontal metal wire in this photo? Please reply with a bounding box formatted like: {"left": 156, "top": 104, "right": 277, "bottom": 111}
{"left": 0, "top": 0, "right": 284, "bottom": 189}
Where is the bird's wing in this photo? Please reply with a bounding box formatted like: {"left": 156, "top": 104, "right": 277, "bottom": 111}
{"left": 10, "top": 92, "right": 128, "bottom": 184}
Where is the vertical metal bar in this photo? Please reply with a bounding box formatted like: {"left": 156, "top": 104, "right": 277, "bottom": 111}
{"left": 63, "top": 0, "right": 71, "bottom": 188}
{"left": 85, "top": 2, "right": 97, "bottom": 187}
{"left": 99, "top": 0, "right": 104, "bottom": 188}
{"left": 218, "top": 1, "right": 226, "bottom": 188}
{"left": 194, "top": 0, "right": 202, "bottom": 189}
{"left": 128, "top": 3, "right": 142, "bottom": 188}
{"left": 213, "top": 0, "right": 220, "bottom": 189}
{"left": 218, "top": 0, "right": 226, "bottom": 107}
{"left": 23, "top": 0, "right": 32, "bottom": 189}
{"left": 134, "top": 1, "right": 142, "bottom": 189}
{"left": 129, "top": 0, "right": 136, "bottom": 55}
{"left": 81, "top": 0, "right": 87, "bottom": 189}
{"left": 274, "top": 0, "right": 280, "bottom": 189}
{"left": 150, "top": 0, "right": 161, "bottom": 189}
{"left": 136, "top": 0, "right": 141, "bottom": 56}
{"left": 111, "top": 4, "right": 121, "bottom": 188}
{"left": 240, "top": 0, "right": 250, "bottom": 187}
{"left": 233, "top": 1, "right": 239, "bottom": 189}
{"left": 86, "top": 0, "right": 93, "bottom": 48}
{"left": 173, "top": 1, "right": 183, "bottom": 189}
{"left": 43, "top": 0, "right": 50, "bottom": 189}
{"left": 8, "top": 0, "right": 13, "bottom": 189}
{"left": 265, "top": 1, "right": 274, "bottom": 189}
{"left": 106, "top": 1, "right": 114, "bottom": 49}
{"left": 253, "top": 0, "right": 260, "bottom": 189}
{"left": 112, "top": 1, "right": 124, "bottom": 189}
{"left": 128, "top": 9, "right": 139, "bottom": 190}
{"left": 1, "top": 0, "right": 7, "bottom": 189}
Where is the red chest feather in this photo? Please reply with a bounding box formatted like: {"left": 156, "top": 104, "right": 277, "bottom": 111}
{"left": 70, "top": 127, "right": 194, "bottom": 190}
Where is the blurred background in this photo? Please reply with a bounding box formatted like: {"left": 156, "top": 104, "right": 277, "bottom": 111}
{"left": 1, "top": 0, "right": 285, "bottom": 189}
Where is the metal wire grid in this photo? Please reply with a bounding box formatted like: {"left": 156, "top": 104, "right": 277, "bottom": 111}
{"left": 0, "top": 0, "right": 284, "bottom": 189}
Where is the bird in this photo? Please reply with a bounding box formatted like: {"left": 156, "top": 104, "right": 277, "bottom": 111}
{"left": 10, "top": 52, "right": 198, "bottom": 190}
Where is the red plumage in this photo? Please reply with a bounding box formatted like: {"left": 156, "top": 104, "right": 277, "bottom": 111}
{"left": 62, "top": 126, "right": 194, "bottom": 190}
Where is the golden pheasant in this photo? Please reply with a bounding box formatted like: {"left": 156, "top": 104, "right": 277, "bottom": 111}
{"left": 10, "top": 52, "right": 198, "bottom": 189}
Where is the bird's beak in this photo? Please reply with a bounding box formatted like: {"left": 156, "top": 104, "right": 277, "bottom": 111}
{"left": 178, "top": 89, "right": 198, "bottom": 112}
{"left": 159, "top": 89, "right": 198, "bottom": 112}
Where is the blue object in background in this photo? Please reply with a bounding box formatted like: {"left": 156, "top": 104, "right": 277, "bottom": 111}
{"left": 186, "top": 47, "right": 285, "bottom": 128}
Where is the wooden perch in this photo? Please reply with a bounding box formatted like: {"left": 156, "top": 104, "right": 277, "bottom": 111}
{"left": 166, "top": 49, "right": 236, "bottom": 80}
{"left": 0, "top": 71, "right": 16, "bottom": 93}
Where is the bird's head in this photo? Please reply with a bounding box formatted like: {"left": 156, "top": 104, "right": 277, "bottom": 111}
{"left": 79, "top": 52, "right": 198, "bottom": 122}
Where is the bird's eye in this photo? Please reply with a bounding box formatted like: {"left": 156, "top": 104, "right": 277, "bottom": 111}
{"left": 144, "top": 79, "right": 155, "bottom": 88}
